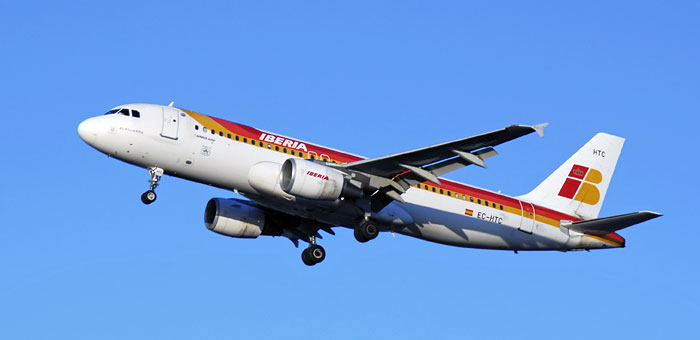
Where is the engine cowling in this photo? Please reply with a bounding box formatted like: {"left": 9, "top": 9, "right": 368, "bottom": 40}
{"left": 248, "top": 161, "right": 294, "bottom": 199}
{"left": 280, "top": 158, "right": 361, "bottom": 200}
{"left": 204, "top": 198, "right": 265, "bottom": 238}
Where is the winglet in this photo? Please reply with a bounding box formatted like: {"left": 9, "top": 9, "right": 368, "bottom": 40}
{"left": 168, "top": 101, "right": 175, "bottom": 107}
{"left": 533, "top": 123, "right": 549, "bottom": 137}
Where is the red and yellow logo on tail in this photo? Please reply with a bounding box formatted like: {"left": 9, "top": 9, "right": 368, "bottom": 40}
{"left": 558, "top": 164, "right": 603, "bottom": 205}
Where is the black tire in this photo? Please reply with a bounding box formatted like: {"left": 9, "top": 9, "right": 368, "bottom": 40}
{"left": 301, "top": 248, "right": 315, "bottom": 266}
{"left": 355, "top": 221, "right": 378, "bottom": 242}
{"left": 354, "top": 227, "right": 369, "bottom": 243}
{"left": 141, "top": 190, "right": 157, "bottom": 205}
{"left": 363, "top": 222, "right": 379, "bottom": 240}
{"left": 308, "top": 245, "right": 325, "bottom": 264}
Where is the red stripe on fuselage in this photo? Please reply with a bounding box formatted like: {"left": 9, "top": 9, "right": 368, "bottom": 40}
{"left": 208, "top": 116, "right": 364, "bottom": 163}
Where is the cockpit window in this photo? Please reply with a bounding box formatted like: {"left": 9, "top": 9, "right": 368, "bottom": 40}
{"left": 104, "top": 108, "right": 141, "bottom": 117}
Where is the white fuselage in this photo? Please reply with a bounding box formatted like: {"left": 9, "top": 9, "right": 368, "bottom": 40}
{"left": 78, "top": 103, "right": 623, "bottom": 251}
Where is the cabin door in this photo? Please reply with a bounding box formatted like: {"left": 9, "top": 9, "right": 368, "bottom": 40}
{"left": 161, "top": 107, "right": 180, "bottom": 140}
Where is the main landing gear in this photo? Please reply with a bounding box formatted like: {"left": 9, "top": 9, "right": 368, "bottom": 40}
{"left": 141, "top": 167, "right": 163, "bottom": 205}
{"left": 301, "top": 236, "right": 326, "bottom": 266}
{"left": 354, "top": 220, "right": 379, "bottom": 243}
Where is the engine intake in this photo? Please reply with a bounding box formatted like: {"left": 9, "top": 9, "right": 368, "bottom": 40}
{"left": 204, "top": 198, "right": 265, "bottom": 238}
{"left": 280, "top": 158, "right": 361, "bottom": 200}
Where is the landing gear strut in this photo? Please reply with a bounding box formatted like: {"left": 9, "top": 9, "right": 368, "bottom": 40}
{"left": 354, "top": 220, "right": 379, "bottom": 243}
{"left": 301, "top": 235, "right": 326, "bottom": 266}
{"left": 141, "top": 167, "right": 163, "bottom": 205}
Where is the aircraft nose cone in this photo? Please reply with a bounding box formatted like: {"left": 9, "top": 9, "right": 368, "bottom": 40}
{"left": 78, "top": 118, "right": 98, "bottom": 145}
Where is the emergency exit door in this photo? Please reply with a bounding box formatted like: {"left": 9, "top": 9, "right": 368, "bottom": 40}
{"left": 161, "top": 107, "right": 180, "bottom": 140}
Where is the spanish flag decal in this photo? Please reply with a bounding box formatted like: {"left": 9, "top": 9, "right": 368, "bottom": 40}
{"left": 465, "top": 208, "right": 473, "bottom": 216}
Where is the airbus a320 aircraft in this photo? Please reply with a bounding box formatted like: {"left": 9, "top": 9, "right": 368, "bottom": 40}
{"left": 78, "top": 103, "right": 661, "bottom": 265}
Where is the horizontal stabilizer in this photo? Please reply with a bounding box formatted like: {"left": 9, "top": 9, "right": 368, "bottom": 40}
{"left": 569, "top": 211, "right": 662, "bottom": 236}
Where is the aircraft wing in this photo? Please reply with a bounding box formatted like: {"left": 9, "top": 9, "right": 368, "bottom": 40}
{"left": 336, "top": 123, "right": 548, "bottom": 211}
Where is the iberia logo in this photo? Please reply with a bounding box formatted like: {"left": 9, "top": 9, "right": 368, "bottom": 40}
{"left": 306, "top": 170, "right": 329, "bottom": 181}
{"left": 557, "top": 164, "right": 603, "bottom": 205}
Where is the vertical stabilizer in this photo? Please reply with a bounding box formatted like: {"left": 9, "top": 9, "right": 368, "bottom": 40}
{"left": 519, "top": 133, "right": 625, "bottom": 220}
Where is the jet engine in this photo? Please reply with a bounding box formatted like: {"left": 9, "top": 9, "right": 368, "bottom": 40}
{"left": 204, "top": 198, "right": 265, "bottom": 238}
{"left": 280, "top": 158, "right": 362, "bottom": 200}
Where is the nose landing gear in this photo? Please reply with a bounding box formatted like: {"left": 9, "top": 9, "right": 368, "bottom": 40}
{"left": 141, "top": 167, "right": 164, "bottom": 205}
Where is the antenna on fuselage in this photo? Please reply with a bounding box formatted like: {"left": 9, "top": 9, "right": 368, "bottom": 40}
{"left": 168, "top": 101, "right": 174, "bottom": 107}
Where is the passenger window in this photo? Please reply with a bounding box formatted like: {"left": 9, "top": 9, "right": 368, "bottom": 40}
{"left": 275, "top": 146, "right": 279, "bottom": 151}
{"left": 462, "top": 194, "right": 466, "bottom": 200}
{"left": 243, "top": 138, "right": 248, "bottom": 143}
{"left": 492, "top": 203, "right": 496, "bottom": 208}
{"left": 310, "top": 156, "right": 315, "bottom": 160}
{"left": 251, "top": 140, "right": 256, "bottom": 145}
{"left": 291, "top": 150, "right": 295, "bottom": 156}
{"left": 267, "top": 144, "right": 271, "bottom": 149}
{"left": 219, "top": 131, "right": 223, "bottom": 136}
{"left": 203, "top": 127, "right": 208, "bottom": 133}
{"left": 227, "top": 133, "right": 231, "bottom": 139}
{"left": 499, "top": 205, "right": 504, "bottom": 210}
{"left": 470, "top": 197, "right": 474, "bottom": 202}
{"left": 439, "top": 189, "right": 444, "bottom": 194}
{"left": 477, "top": 199, "right": 481, "bottom": 204}
{"left": 299, "top": 152, "right": 304, "bottom": 158}
{"left": 211, "top": 129, "right": 215, "bottom": 135}
{"left": 447, "top": 191, "right": 451, "bottom": 196}
{"left": 132, "top": 110, "right": 140, "bottom": 118}
{"left": 195, "top": 125, "right": 199, "bottom": 130}
{"left": 283, "top": 148, "right": 287, "bottom": 153}
{"left": 432, "top": 187, "right": 436, "bottom": 192}
{"left": 485, "top": 200, "right": 489, "bottom": 206}
{"left": 235, "top": 136, "right": 239, "bottom": 141}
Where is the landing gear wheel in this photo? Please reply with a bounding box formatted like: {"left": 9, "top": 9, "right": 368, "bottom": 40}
{"left": 354, "top": 221, "right": 378, "bottom": 243}
{"left": 141, "top": 167, "right": 164, "bottom": 205}
{"left": 141, "top": 190, "right": 157, "bottom": 205}
{"left": 301, "top": 248, "right": 314, "bottom": 266}
{"left": 301, "top": 245, "right": 326, "bottom": 266}
{"left": 309, "top": 244, "right": 325, "bottom": 263}
{"left": 354, "top": 228, "right": 368, "bottom": 243}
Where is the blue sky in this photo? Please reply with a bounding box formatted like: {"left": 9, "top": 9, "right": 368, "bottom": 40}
{"left": 1, "top": 1, "right": 698, "bottom": 339}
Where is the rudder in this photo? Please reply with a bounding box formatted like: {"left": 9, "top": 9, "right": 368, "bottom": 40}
{"left": 519, "top": 133, "right": 625, "bottom": 220}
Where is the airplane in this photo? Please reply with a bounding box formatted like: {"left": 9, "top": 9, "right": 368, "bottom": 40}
{"left": 77, "top": 103, "right": 661, "bottom": 266}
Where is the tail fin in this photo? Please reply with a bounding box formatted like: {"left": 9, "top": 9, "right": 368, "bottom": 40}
{"left": 519, "top": 133, "right": 625, "bottom": 220}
